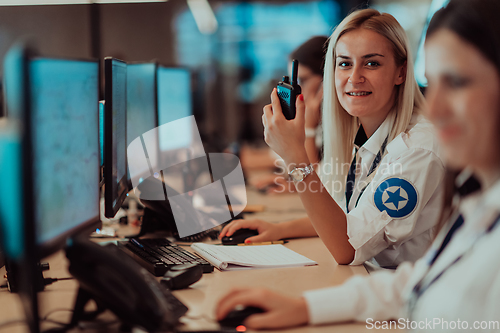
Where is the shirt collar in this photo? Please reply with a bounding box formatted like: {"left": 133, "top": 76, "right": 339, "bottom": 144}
{"left": 455, "top": 168, "right": 500, "bottom": 208}
{"left": 353, "top": 125, "right": 368, "bottom": 148}
{"left": 455, "top": 169, "right": 481, "bottom": 197}
{"left": 354, "top": 111, "right": 395, "bottom": 155}
{"left": 457, "top": 169, "right": 500, "bottom": 229}
{"left": 479, "top": 177, "right": 500, "bottom": 211}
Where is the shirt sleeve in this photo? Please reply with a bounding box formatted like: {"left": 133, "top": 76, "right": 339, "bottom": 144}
{"left": 303, "top": 262, "right": 414, "bottom": 325}
{"left": 347, "top": 145, "right": 445, "bottom": 265}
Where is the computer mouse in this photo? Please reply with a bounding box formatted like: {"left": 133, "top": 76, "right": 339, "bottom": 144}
{"left": 218, "top": 305, "right": 265, "bottom": 328}
{"left": 221, "top": 228, "right": 259, "bottom": 245}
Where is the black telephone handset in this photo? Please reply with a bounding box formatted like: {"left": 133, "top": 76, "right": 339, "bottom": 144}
{"left": 65, "top": 237, "right": 188, "bottom": 332}
{"left": 276, "top": 59, "right": 302, "bottom": 120}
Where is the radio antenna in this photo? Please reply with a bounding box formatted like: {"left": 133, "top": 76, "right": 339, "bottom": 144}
{"left": 291, "top": 59, "right": 299, "bottom": 86}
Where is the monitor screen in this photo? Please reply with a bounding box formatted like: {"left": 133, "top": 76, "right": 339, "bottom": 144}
{"left": 414, "top": 0, "right": 450, "bottom": 87}
{"left": 127, "top": 63, "right": 157, "bottom": 147}
{"left": 126, "top": 63, "right": 158, "bottom": 184}
{"left": 104, "top": 58, "right": 128, "bottom": 218}
{"left": 157, "top": 67, "right": 192, "bottom": 151}
{"left": 3, "top": 43, "right": 27, "bottom": 120}
{"left": 29, "top": 58, "right": 100, "bottom": 254}
{"left": 99, "top": 100, "right": 105, "bottom": 166}
{"left": 0, "top": 119, "right": 24, "bottom": 260}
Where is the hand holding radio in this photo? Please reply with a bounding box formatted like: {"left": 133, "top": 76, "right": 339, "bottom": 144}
{"left": 276, "top": 59, "right": 302, "bottom": 120}
{"left": 262, "top": 88, "right": 308, "bottom": 166}
{"left": 262, "top": 59, "right": 309, "bottom": 165}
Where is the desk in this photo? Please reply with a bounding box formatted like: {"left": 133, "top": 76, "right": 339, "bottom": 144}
{"left": 0, "top": 190, "right": 398, "bottom": 333}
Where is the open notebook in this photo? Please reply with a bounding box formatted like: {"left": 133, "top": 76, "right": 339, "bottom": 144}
{"left": 191, "top": 243, "right": 317, "bottom": 271}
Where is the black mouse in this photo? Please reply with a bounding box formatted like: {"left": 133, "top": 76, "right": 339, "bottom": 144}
{"left": 221, "top": 228, "right": 259, "bottom": 245}
{"left": 218, "top": 305, "right": 265, "bottom": 328}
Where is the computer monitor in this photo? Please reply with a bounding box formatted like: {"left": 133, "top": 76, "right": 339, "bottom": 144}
{"left": 0, "top": 43, "right": 39, "bottom": 333}
{"left": 104, "top": 58, "right": 128, "bottom": 218}
{"left": 0, "top": 43, "right": 100, "bottom": 333}
{"left": 30, "top": 57, "right": 101, "bottom": 256}
{"left": 126, "top": 62, "right": 159, "bottom": 186}
{"left": 414, "top": 0, "right": 450, "bottom": 87}
{"left": 157, "top": 66, "right": 193, "bottom": 152}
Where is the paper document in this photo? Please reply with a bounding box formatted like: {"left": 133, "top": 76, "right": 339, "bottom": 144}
{"left": 191, "top": 243, "right": 317, "bottom": 271}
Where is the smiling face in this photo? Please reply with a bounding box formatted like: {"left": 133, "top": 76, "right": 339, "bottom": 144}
{"left": 335, "top": 28, "right": 405, "bottom": 132}
{"left": 425, "top": 29, "right": 500, "bottom": 176}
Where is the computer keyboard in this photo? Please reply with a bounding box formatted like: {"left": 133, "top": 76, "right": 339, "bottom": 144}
{"left": 118, "top": 237, "right": 214, "bottom": 276}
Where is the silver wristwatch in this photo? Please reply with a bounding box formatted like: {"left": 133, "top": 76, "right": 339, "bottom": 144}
{"left": 288, "top": 164, "right": 314, "bottom": 183}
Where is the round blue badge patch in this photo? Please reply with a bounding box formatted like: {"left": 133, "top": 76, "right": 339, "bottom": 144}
{"left": 373, "top": 178, "right": 418, "bottom": 219}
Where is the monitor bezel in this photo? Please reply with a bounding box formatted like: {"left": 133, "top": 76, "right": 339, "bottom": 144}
{"left": 104, "top": 57, "right": 129, "bottom": 218}
{"left": 20, "top": 43, "right": 41, "bottom": 333}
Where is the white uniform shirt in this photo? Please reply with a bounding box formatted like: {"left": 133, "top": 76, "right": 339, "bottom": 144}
{"left": 345, "top": 113, "right": 445, "bottom": 266}
{"left": 304, "top": 177, "right": 500, "bottom": 332}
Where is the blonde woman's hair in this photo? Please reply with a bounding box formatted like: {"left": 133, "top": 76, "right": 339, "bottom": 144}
{"left": 320, "top": 8, "right": 426, "bottom": 203}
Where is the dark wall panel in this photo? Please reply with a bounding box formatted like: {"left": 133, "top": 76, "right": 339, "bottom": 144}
{"left": 0, "top": 4, "right": 91, "bottom": 74}
{"left": 99, "top": 1, "right": 185, "bottom": 64}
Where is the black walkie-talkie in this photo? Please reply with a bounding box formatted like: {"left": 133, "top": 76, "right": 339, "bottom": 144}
{"left": 277, "top": 59, "right": 302, "bottom": 120}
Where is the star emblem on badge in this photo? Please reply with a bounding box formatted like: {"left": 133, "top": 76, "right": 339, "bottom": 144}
{"left": 374, "top": 177, "right": 418, "bottom": 219}
{"left": 382, "top": 186, "right": 409, "bottom": 211}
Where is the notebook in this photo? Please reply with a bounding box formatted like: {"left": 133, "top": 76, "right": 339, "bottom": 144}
{"left": 191, "top": 243, "right": 317, "bottom": 271}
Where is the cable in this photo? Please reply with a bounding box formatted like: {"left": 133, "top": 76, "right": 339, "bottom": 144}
{"left": 43, "top": 318, "right": 70, "bottom": 327}
{"left": 43, "top": 277, "right": 75, "bottom": 286}
{"left": 53, "top": 277, "right": 74, "bottom": 281}
{"left": 40, "top": 312, "right": 120, "bottom": 333}
{"left": 0, "top": 318, "right": 68, "bottom": 332}
{"left": 42, "top": 308, "right": 74, "bottom": 321}
{"left": 0, "top": 319, "right": 27, "bottom": 331}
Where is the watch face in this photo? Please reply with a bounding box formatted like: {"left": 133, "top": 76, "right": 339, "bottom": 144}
{"left": 291, "top": 168, "right": 305, "bottom": 182}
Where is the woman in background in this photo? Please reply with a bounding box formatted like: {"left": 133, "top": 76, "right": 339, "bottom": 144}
{"left": 216, "top": 0, "right": 500, "bottom": 330}
{"left": 221, "top": 8, "right": 444, "bottom": 268}
{"left": 251, "top": 36, "right": 327, "bottom": 194}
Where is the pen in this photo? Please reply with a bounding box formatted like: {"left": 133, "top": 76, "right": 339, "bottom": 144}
{"left": 238, "top": 240, "right": 288, "bottom": 246}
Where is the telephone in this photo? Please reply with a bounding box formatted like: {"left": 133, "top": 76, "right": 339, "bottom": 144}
{"left": 65, "top": 237, "right": 188, "bottom": 332}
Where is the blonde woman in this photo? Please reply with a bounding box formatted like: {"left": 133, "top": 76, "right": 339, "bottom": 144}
{"left": 220, "top": 9, "right": 444, "bottom": 268}
{"left": 217, "top": 0, "right": 500, "bottom": 330}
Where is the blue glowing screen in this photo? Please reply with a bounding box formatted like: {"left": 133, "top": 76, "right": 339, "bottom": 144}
{"left": 29, "top": 58, "right": 100, "bottom": 244}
